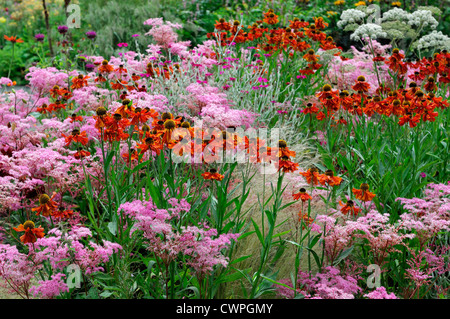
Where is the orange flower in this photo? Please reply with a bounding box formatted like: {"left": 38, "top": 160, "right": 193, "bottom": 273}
{"left": 318, "top": 170, "right": 342, "bottom": 187}
{"left": 98, "top": 60, "right": 114, "bottom": 73}
{"left": 303, "top": 49, "right": 319, "bottom": 63}
{"left": 263, "top": 10, "right": 279, "bottom": 25}
{"left": 32, "top": 193, "right": 58, "bottom": 217}
{"left": 339, "top": 200, "right": 361, "bottom": 216}
{"left": 37, "top": 103, "right": 52, "bottom": 114}
{"left": 214, "top": 18, "right": 231, "bottom": 31}
{"left": 201, "top": 168, "right": 224, "bottom": 181}
{"left": 52, "top": 209, "right": 74, "bottom": 219}
{"left": 313, "top": 17, "right": 328, "bottom": 30}
{"left": 278, "top": 156, "right": 299, "bottom": 173}
{"left": 94, "top": 107, "right": 111, "bottom": 130}
{"left": 127, "top": 107, "right": 153, "bottom": 126}
{"left": 74, "top": 149, "right": 91, "bottom": 159}
{"left": 293, "top": 188, "right": 312, "bottom": 202}
{"left": 137, "top": 136, "right": 163, "bottom": 156}
{"left": 277, "top": 140, "right": 296, "bottom": 158}
{"left": 71, "top": 74, "right": 89, "bottom": 90}
{"left": 122, "top": 149, "right": 141, "bottom": 163}
{"left": 4, "top": 35, "right": 24, "bottom": 43}
{"left": 69, "top": 113, "right": 84, "bottom": 123}
{"left": 303, "top": 103, "right": 319, "bottom": 114}
{"left": 352, "top": 76, "right": 371, "bottom": 93}
{"left": 352, "top": 183, "right": 376, "bottom": 202}
{"left": 62, "top": 129, "right": 89, "bottom": 146}
{"left": 299, "top": 167, "right": 320, "bottom": 185}
{"left": 13, "top": 220, "right": 45, "bottom": 244}
{"left": 316, "top": 111, "right": 326, "bottom": 121}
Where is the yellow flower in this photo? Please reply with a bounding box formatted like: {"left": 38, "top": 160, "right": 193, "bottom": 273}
{"left": 327, "top": 11, "right": 338, "bottom": 17}
{"left": 391, "top": 1, "right": 401, "bottom": 6}
{"left": 355, "top": 1, "right": 366, "bottom": 6}
{"left": 0, "top": 17, "right": 6, "bottom": 23}
{"left": 334, "top": 0, "right": 345, "bottom": 4}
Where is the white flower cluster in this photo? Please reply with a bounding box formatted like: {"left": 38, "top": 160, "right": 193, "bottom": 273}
{"left": 350, "top": 23, "right": 387, "bottom": 41}
{"left": 381, "top": 8, "right": 411, "bottom": 22}
{"left": 414, "top": 31, "right": 450, "bottom": 51}
{"left": 408, "top": 10, "right": 438, "bottom": 29}
{"left": 337, "top": 9, "right": 367, "bottom": 29}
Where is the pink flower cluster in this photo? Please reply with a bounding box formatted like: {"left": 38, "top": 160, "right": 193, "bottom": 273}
{"left": 276, "top": 266, "right": 362, "bottom": 299}
{"left": 0, "top": 226, "right": 122, "bottom": 298}
{"left": 119, "top": 198, "right": 239, "bottom": 275}
{"left": 363, "top": 286, "right": 397, "bottom": 299}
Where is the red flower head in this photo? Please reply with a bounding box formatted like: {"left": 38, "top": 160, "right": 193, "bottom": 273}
{"left": 62, "top": 129, "right": 89, "bottom": 147}
{"left": 299, "top": 167, "right": 320, "bottom": 185}
{"left": 318, "top": 170, "right": 343, "bottom": 187}
{"left": 352, "top": 183, "right": 376, "bottom": 202}
{"left": 293, "top": 188, "right": 313, "bottom": 202}
{"left": 339, "top": 200, "right": 361, "bottom": 217}
{"left": 4, "top": 35, "right": 24, "bottom": 43}
{"left": 201, "top": 168, "right": 224, "bottom": 181}
{"left": 14, "top": 220, "right": 45, "bottom": 244}
{"left": 32, "top": 193, "right": 58, "bottom": 217}
{"left": 352, "top": 76, "right": 371, "bottom": 93}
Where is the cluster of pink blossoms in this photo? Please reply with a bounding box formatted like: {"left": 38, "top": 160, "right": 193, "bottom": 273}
{"left": 119, "top": 198, "right": 239, "bottom": 275}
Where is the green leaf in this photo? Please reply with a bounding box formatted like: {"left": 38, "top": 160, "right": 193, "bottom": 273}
{"left": 332, "top": 246, "right": 354, "bottom": 266}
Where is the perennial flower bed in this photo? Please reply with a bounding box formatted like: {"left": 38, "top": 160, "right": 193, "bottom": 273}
{"left": 0, "top": 3, "right": 449, "bottom": 301}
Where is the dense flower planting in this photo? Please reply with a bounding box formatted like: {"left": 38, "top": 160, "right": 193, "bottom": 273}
{"left": 0, "top": 2, "right": 449, "bottom": 300}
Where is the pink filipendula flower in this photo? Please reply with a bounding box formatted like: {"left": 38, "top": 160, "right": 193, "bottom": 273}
{"left": 276, "top": 266, "right": 362, "bottom": 299}
{"left": 120, "top": 198, "right": 238, "bottom": 275}
{"left": 364, "top": 286, "right": 397, "bottom": 299}
{"left": 396, "top": 183, "right": 450, "bottom": 247}
{"left": 29, "top": 273, "right": 69, "bottom": 299}
{"left": 144, "top": 19, "right": 181, "bottom": 49}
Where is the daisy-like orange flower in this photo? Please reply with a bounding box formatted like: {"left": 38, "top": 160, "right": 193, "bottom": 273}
{"left": 137, "top": 136, "right": 163, "bottom": 156}
{"left": 263, "top": 10, "right": 279, "bottom": 25}
{"left": 127, "top": 107, "right": 153, "bottom": 126}
{"left": 94, "top": 107, "right": 111, "bottom": 130}
{"left": 201, "top": 168, "right": 224, "bottom": 181}
{"left": 313, "top": 17, "right": 328, "bottom": 30}
{"left": 69, "top": 113, "right": 84, "bottom": 123}
{"left": 303, "top": 49, "right": 319, "bottom": 63}
{"left": 277, "top": 140, "right": 296, "bottom": 158}
{"left": 303, "top": 103, "right": 319, "bottom": 114}
{"left": 71, "top": 74, "right": 89, "bottom": 90}
{"left": 13, "top": 220, "right": 45, "bottom": 244}
{"left": 74, "top": 149, "right": 91, "bottom": 159}
{"left": 4, "top": 35, "right": 24, "bottom": 43}
{"left": 37, "top": 103, "right": 52, "bottom": 114}
{"left": 52, "top": 209, "right": 74, "bottom": 220}
{"left": 214, "top": 18, "right": 231, "bottom": 31}
{"left": 352, "top": 183, "right": 376, "bottom": 202}
{"left": 318, "top": 169, "right": 342, "bottom": 187}
{"left": 299, "top": 167, "right": 320, "bottom": 185}
{"left": 293, "top": 188, "right": 313, "bottom": 202}
{"left": 352, "top": 75, "right": 371, "bottom": 93}
{"left": 62, "top": 129, "right": 89, "bottom": 147}
{"left": 339, "top": 200, "right": 361, "bottom": 216}
{"left": 32, "top": 193, "right": 58, "bottom": 217}
{"left": 98, "top": 60, "right": 114, "bottom": 73}
{"left": 278, "top": 156, "right": 299, "bottom": 173}
{"left": 316, "top": 111, "right": 326, "bottom": 121}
